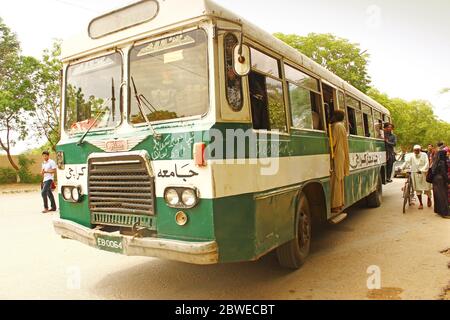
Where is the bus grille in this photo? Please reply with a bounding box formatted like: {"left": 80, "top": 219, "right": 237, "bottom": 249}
{"left": 88, "top": 155, "right": 155, "bottom": 221}
{"left": 91, "top": 213, "right": 156, "bottom": 229}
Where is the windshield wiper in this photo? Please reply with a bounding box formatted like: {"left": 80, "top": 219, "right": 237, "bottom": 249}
{"left": 77, "top": 98, "right": 112, "bottom": 146}
{"left": 111, "top": 78, "right": 116, "bottom": 122}
{"left": 131, "top": 76, "right": 161, "bottom": 139}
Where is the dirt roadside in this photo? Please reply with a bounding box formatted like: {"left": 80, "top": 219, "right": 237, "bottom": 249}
{"left": 0, "top": 184, "right": 41, "bottom": 194}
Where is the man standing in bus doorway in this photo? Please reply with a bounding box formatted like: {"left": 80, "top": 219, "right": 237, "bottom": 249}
{"left": 384, "top": 123, "right": 397, "bottom": 183}
{"left": 399, "top": 145, "right": 432, "bottom": 210}
{"left": 41, "top": 151, "right": 57, "bottom": 213}
{"left": 330, "top": 110, "right": 350, "bottom": 213}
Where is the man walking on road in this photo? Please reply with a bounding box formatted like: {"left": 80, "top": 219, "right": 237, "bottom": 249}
{"left": 41, "top": 151, "right": 57, "bottom": 213}
{"left": 384, "top": 123, "right": 397, "bottom": 183}
{"left": 399, "top": 145, "right": 432, "bottom": 210}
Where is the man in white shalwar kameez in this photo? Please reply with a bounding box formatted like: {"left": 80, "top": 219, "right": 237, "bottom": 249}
{"left": 400, "top": 145, "right": 433, "bottom": 210}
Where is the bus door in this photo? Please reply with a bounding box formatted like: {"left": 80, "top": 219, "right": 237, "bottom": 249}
{"left": 322, "top": 83, "right": 336, "bottom": 129}
{"left": 322, "top": 83, "right": 337, "bottom": 164}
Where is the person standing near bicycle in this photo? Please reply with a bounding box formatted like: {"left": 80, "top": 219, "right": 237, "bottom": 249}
{"left": 384, "top": 123, "right": 397, "bottom": 183}
{"left": 398, "top": 145, "right": 432, "bottom": 210}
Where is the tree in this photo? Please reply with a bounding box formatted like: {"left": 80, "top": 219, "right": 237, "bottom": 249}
{"left": 32, "top": 40, "right": 62, "bottom": 152}
{"left": 274, "top": 32, "right": 371, "bottom": 93}
{"left": 0, "top": 18, "right": 39, "bottom": 180}
{"left": 368, "top": 88, "right": 450, "bottom": 150}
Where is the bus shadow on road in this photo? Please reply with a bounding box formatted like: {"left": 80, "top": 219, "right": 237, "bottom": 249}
{"left": 92, "top": 200, "right": 384, "bottom": 299}
{"left": 92, "top": 251, "right": 294, "bottom": 299}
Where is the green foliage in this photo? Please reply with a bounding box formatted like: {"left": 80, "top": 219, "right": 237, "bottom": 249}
{"left": 33, "top": 40, "right": 62, "bottom": 152}
{"left": 0, "top": 18, "right": 40, "bottom": 171}
{"left": 274, "top": 32, "right": 371, "bottom": 93}
{"left": 17, "top": 154, "right": 41, "bottom": 183}
{"left": 0, "top": 167, "right": 16, "bottom": 184}
{"left": 368, "top": 88, "right": 450, "bottom": 151}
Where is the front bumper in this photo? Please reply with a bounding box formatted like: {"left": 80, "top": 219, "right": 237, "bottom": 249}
{"left": 53, "top": 219, "right": 219, "bottom": 265}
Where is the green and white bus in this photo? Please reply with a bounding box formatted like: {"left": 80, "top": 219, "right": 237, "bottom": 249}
{"left": 54, "top": 0, "right": 391, "bottom": 269}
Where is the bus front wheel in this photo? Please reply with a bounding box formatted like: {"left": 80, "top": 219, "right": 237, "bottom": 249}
{"left": 276, "top": 194, "right": 312, "bottom": 269}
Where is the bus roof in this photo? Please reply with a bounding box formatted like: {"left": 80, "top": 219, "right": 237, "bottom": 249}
{"left": 62, "top": 0, "right": 390, "bottom": 115}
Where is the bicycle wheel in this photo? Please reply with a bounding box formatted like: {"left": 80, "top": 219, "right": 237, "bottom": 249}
{"left": 402, "top": 180, "right": 409, "bottom": 214}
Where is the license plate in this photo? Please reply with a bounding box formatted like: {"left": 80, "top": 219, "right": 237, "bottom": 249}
{"left": 95, "top": 234, "right": 124, "bottom": 254}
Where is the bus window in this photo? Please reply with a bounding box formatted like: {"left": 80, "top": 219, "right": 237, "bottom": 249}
{"left": 65, "top": 52, "right": 122, "bottom": 133}
{"left": 311, "top": 92, "right": 323, "bottom": 130}
{"left": 266, "top": 78, "right": 286, "bottom": 131}
{"left": 355, "top": 109, "right": 365, "bottom": 136}
{"left": 362, "top": 104, "right": 375, "bottom": 138}
{"left": 373, "top": 110, "right": 384, "bottom": 139}
{"left": 249, "top": 49, "right": 286, "bottom": 132}
{"left": 249, "top": 72, "right": 286, "bottom": 132}
{"left": 346, "top": 96, "right": 364, "bottom": 136}
{"left": 289, "top": 84, "right": 313, "bottom": 129}
{"left": 250, "top": 48, "right": 280, "bottom": 77}
{"left": 224, "top": 33, "right": 243, "bottom": 111}
{"left": 129, "top": 29, "right": 209, "bottom": 124}
{"left": 337, "top": 91, "right": 345, "bottom": 110}
{"left": 347, "top": 107, "right": 357, "bottom": 135}
{"left": 285, "top": 64, "right": 323, "bottom": 131}
{"left": 249, "top": 72, "right": 269, "bottom": 130}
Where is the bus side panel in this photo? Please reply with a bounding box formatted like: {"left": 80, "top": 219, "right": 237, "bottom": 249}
{"left": 254, "top": 189, "right": 297, "bottom": 257}
{"left": 213, "top": 194, "right": 256, "bottom": 263}
{"left": 346, "top": 136, "right": 386, "bottom": 205}
{"left": 344, "top": 166, "right": 381, "bottom": 207}
{"left": 213, "top": 189, "right": 298, "bottom": 264}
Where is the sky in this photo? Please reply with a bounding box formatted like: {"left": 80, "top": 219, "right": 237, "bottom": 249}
{"left": 1, "top": 0, "right": 450, "bottom": 154}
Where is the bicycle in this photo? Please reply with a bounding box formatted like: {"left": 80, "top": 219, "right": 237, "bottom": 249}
{"left": 401, "top": 170, "right": 415, "bottom": 214}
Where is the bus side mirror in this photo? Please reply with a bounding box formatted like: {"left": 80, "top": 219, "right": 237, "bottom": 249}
{"left": 234, "top": 44, "right": 250, "bottom": 76}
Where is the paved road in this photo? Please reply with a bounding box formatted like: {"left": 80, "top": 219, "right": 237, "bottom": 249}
{"left": 0, "top": 179, "right": 449, "bottom": 300}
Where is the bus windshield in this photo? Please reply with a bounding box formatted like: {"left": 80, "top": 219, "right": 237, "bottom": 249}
{"left": 65, "top": 52, "right": 122, "bottom": 134}
{"left": 129, "top": 29, "right": 209, "bottom": 125}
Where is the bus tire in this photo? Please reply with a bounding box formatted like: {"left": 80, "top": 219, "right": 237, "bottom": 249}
{"left": 276, "top": 194, "right": 312, "bottom": 269}
{"left": 366, "top": 175, "right": 383, "bottom": 208}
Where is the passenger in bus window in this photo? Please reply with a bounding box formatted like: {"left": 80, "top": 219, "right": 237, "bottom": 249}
{"left": 375, "top": 119, "right": 384, "bottom": 139}
{"left": 330, "top": 110, "right": 350, "bottom": 213}
{"left": 249, "top": 72, "right": 269, "bottom": 130}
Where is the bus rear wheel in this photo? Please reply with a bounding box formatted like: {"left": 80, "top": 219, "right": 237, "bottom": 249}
{"left": 276, "top": 194, "right": 311, "bottom": 269}
{"left": 366, "top": 175, "right": 383, "bottom": 208}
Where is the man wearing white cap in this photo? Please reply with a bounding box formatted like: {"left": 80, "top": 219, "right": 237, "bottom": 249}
{"left": 399, "top": 145, "right": 433, "bottom": 209}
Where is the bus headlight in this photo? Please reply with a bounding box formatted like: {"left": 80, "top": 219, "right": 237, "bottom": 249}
{"left": 182, "top": 189, "right": 197, "bottom": 207}
{"left": 164, "top": 189, "right": 180, "bottom": 206}
{"left": 164, "top": 187, "right": 199, "bottom": 209}
{"left": 62, "top": 187, "right": 73, "bottom": 201}
{"left": 71, "top": 187, "right": 81, "bottom": 202}
{"left": 62, "top": 186, "right": 83, "bottom": 203}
